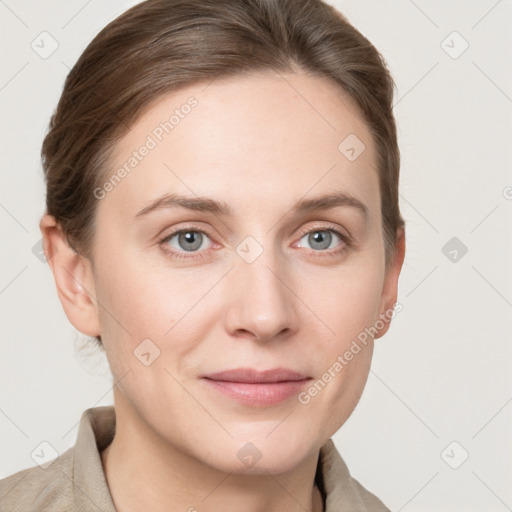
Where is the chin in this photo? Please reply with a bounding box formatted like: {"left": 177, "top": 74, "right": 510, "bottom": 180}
{"left": 199, "top": 433, "right": 318, "bottom": 476}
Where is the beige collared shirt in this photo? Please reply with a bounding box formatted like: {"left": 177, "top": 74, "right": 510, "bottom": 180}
{"left": 0, "top": 406, "right": 390, "bottom": 511}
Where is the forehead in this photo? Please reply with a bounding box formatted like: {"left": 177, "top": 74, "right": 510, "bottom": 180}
{"left": 100, "top": 70, "right": 380, "bottom": 221}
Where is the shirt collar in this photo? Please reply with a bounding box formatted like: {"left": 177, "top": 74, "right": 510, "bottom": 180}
{"left": 74, "top": 406, "right": 384, "bottom": 511}
{"left": 73, "top": 407, "right": 117, "bottom": 511}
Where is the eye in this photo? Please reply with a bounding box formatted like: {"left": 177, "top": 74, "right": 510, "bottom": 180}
{"left": 159, "top": 224, "right": 351, "bottom": 261}
{"left": 294, "top": 225, "right": 350, "bottom": 257}
{"left": 160, "top": 227, "right": 213, "bottom": 260}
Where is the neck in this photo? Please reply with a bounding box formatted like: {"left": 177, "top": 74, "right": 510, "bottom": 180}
{"left": 101, "top": 395, "right": 324, "bottom": 512}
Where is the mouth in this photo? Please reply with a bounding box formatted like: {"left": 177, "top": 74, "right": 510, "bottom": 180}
{"left": 201, "top": 367, "right": 312, "bottom": 406}
{"left": 202, "top": 367, "right": 310, "bottom": 383}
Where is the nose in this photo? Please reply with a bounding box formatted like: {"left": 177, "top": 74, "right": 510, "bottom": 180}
{"left": 224, "top": 247, "right": 299, "bottom": 343}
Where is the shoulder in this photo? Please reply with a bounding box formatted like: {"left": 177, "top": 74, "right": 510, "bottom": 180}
{"left": 0, "top": 447, "right": 75, "bottom": 511}
{"left": 345, "top": 473, "right": 391, "bottom": 512}
{"left": 320, "top": 438, "right": 390, "bottom": 512}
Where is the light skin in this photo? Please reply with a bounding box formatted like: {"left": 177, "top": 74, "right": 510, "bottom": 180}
{"left": 40, "top": 70, "right": 405, "bottom": 512}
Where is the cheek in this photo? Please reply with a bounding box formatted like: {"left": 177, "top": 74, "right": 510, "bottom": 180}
{"left": 298, "top": 259, "right": 382, "bottom": 428}
{"left": 92, "top": 252, "right": 163, "bottom": 366}
{"left": 313, "top": 278, "right": 378, "bottom": 394}
{"left": 93, "top": 252, "right": 206, "bottom": 382}
{"left": 310, "top": 259, "right": 384, "bottom": 344}
{"left": 95, "top": 248, "right": 173, "bottom": 333}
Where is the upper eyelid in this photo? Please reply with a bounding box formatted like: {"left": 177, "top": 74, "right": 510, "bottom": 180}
{"left": 296, "top": 224, "right": 350, "bottom": 239}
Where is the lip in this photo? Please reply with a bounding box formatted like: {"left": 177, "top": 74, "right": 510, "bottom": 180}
{"left": 203, "top": 367, "right": 310, "bottom": 383}
{"left": 201, "top": 367, "right": 312, "bottom": 407}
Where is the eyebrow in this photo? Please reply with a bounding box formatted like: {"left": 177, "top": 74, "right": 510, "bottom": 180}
{"left": 133, "top": 191, "right": 369, "bottom": 220}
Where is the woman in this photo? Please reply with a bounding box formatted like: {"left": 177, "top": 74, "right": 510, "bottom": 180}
{"left": 0, "top": 0, "right": 405, "bottom": 510}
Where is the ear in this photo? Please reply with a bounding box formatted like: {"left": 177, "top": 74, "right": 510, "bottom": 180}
{"left": 39, "top": 214, "right": 101, "bottom": 337}
{"left": 374, "top": 227, "right": 406, "bottom": 340}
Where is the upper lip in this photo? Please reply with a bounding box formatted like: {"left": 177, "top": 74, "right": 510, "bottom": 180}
{"left": 203, "top": 368, "right": 310, "bottom": 383}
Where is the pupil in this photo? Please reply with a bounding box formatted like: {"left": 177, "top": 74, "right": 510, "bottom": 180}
{"left": 180, "top": 231, "right": 201, "bottom": 251}
{"left": 310, "top": 230, "right": 330, "bottom": 250}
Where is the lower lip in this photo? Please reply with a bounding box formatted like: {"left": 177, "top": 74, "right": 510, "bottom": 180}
{"left": 202, "top": 378, "right": 312, "bottom": 406}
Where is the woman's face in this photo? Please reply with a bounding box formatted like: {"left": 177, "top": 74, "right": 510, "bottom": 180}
{"left": 86, "top": 70, "right": 401, "bottom": 474}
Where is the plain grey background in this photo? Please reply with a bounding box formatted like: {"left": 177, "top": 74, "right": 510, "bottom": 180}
{"left": 1, "top": 1, "right": 511, "bottom": 510}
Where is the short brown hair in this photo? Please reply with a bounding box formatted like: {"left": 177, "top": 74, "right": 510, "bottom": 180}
{"left": 42, "top": 0, "right": 405, "bottom": 343}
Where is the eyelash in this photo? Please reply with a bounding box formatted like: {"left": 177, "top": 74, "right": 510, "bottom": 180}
{"left": 159, "top": 224, "right": 352, "bottom": 261}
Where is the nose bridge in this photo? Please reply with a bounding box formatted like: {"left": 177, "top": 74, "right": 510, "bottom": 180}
{"left": 227, "top": 234, "right": 297, "bottom": 341}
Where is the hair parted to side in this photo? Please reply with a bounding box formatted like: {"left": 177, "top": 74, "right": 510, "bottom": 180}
{"left": 41, "top": 0, "right": 405, "bottom": 346}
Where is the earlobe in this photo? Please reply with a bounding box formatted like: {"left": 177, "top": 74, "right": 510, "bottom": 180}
{"left": 374, "top": 227, "right": 406, "bottom": 340}
{"left": 39, "top": 214, "right": 101, "bottom": 337}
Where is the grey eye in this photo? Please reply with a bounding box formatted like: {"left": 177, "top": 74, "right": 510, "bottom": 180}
{"left": 168, "top": 230, "right": 210, "bottom": 252}
{"left": 299, "top": 230, "right": 340, "bottom": 251}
